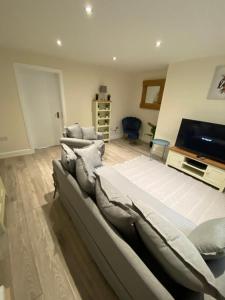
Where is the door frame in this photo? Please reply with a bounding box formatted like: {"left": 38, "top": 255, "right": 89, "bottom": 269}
{"left": 14, "top": 63, "right": 67, "bottom": 150}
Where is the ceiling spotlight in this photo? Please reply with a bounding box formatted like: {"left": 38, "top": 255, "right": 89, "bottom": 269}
{"left": 85, "top": 4, "right": 93, "bottom": 16}
{"left": 113, "top": 56, "right": 117, "bottom": 61}
{"left": 57, "top": 39, "right": 62, "bottom": 46}
{"left": 156, "top": 40, "right": 162, "bottom": 47}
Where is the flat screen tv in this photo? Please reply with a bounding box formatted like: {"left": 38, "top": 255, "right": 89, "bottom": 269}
{"left": 175, "top": 119, "right": 225, "bottom": 163}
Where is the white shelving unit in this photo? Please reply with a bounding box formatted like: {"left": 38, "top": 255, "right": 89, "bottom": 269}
{"left": 93, "top": 100, "right": 111, "bottom": 142}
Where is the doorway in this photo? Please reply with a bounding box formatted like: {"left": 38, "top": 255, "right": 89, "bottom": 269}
{"left": 15, "top": 64, "right": 65, "bottom": 149}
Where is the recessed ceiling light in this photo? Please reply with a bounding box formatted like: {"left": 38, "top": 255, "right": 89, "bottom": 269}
{"left": 85, "top": 4, "right": 93, "bottom": 16}
{"left": 113, "top": 56, "right": 117, "bottom": 61}
{"left": 156, "top": 40, "right": 162, "bottom": 48}
{"left": 57, "top": 39, "right": 62, "bottom": 46}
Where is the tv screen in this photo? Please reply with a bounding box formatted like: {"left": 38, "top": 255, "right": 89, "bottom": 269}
{"left": 175, "top": 119, "right": 225, "bottom": 163}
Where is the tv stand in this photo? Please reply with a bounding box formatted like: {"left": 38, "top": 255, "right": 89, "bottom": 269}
{"left": 166, "top": 147, "right": 225, "bottom": 192}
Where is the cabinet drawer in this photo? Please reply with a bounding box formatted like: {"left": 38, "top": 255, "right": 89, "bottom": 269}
{"left": 167, "top": 151, "right": 183, "bottom": 169}
{"left": 204, "top": 166, "right": 225, "bottom": 185}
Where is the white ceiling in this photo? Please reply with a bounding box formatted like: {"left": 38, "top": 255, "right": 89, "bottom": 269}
{"left": 1, "top": 0, "right": 225, "bottom": 72}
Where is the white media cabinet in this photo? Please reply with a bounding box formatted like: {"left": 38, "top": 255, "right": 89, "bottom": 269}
{"left": 166, "top": 147, "right": 225, "bottom": 192}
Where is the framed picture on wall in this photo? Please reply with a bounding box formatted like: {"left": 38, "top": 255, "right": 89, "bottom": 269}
{"left": 208, "top": 65, "right": 225, "bottom": 100}
{"left": 140, "top": 79, "right": 165, "bottom": 110}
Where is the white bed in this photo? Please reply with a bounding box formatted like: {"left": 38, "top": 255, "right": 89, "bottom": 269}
{"left": 99, "top": 155, "right": 225, "bottom": 226}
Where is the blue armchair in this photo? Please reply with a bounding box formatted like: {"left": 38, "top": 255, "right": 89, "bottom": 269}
{"left": 122, "top": 117, "right": 142, "bottom": 141}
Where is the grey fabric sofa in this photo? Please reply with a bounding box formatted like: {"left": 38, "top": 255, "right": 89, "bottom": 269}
{"left": 52, "top": 159, "right": 174, "bottom": 300}
{"left": 60, "top": 124, "right": 105, "bottom": 156}
{"left": 52, "top": 159, "right": 224, "bottom": 300}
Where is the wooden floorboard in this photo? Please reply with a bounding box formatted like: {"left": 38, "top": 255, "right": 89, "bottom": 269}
{"left": 0, "top": 139, "right": 149, "bottom": 300}
{"left": 7, "top": 216, "right": 42, "bottom": 300}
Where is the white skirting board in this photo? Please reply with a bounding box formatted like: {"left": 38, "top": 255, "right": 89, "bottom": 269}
{"left": 0, "top": 286, "right": 11, "bottom": 300}
{"left": 0, "top": 149, "right": 34, "bottom": 159}
{"left": 0, "top": 286, "right": 5, "bottom": 300}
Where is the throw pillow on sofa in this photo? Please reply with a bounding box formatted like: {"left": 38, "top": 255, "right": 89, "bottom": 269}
{"left": 61, "top": 143, "right": 77, "bottom": 175}
{"left": 95, "top": 176, "right": 139, "bottom": 241}
{"left": 189, "top": 218, "right": 225, "bottom": 261}
{"left": 82, "top": 126, "right": 97, "bottom": 140}
{"left": 133, "top": 203, "right": 224, "bottom": 299}
{"left": 67, "top": 123, "right": 83, "bottom": 139}
{"left": 74, "top": 144, "right": 102, "bottom": 195}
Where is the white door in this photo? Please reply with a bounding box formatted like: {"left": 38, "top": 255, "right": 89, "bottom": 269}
{"left": 17, "top": 67, "right": 63, "bottom": 149}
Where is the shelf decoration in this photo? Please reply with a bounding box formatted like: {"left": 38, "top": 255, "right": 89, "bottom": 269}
{"left": 99, "top": 85, "right": 107, "bottom": 100}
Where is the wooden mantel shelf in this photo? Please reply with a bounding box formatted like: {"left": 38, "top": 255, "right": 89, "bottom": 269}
{"left": 170, "top": 146, "right": 225, "bottom": 171}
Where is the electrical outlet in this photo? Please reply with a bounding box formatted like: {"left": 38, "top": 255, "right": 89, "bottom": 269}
{"left": 0, "top": 136, "right": 8, "bottom": 142}
{"left": 111, "top": 126, "right": 119, "bottom": 133}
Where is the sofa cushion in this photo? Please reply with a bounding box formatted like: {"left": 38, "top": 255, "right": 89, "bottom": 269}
{"left": 67, "top": 123, "right": 83, "bottom": 139}
{"left": 75, "top": 158, "right": 95, "bottom": 195}
{"left": 74, "top": 144, "right": 102, "bottom": 169}
{"left": 207, "top": 257, "right": 225, "bottom": 297}
{"left": 93, "top": 140, "right": 105, "bottom": 157}
{"left": 74, "top": 144, "right": 102, "bottom": 194}
{"left": 60, "top": 137, "right": 93, "bottom": 148}
{"left": 95, "top": 176, "right": 139, "bottom": 240}
{"left": 134, "top": 203, "right": 223, "bottom": 299}
{"left": 61, "top": 143, "right": 77, "bottom": 175}
{"left": 189, "top": 218, "right": 225, "bottom": 261}
{"left": 82, "top": 126, "right": 97, "bottom": 140}
{"left": 95, "top": 166, "right": 196, "bottom": 236}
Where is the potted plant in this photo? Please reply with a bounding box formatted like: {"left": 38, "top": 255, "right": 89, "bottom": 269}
{"left": 145, "top": 122, "right": 156, "bottom": 147}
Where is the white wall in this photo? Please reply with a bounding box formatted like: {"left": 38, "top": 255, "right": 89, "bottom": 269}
{"left": 8, "top": 48, "right": 225, "bottom": 158}
{"left": 156, "top": 55, "right": 225, "bottom": 146}
{"left": 0, "top": 47, "right": 135, "bottom": 155}
{"left": 130, "top": 69, "right": 167, "bottom": 142}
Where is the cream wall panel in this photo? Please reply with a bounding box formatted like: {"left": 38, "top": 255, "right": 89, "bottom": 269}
{"left": 0, "top": 48, "right": 134, "bottom": 154}
{"left": 129, "top": 69, "right": 167, "bottom": 142}
{"left": 156, "top": 55, "right": 225, "bottom": 146}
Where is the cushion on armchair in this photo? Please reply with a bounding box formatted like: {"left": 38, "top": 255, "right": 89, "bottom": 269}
{"left": 82, "top": 126, "right": 97, "bottom": 140}
{"left": 67, "top": 123, "right": 83, "bottom": 139}
{"left": 96, "top": 132, "right": 104, "bottom": 140}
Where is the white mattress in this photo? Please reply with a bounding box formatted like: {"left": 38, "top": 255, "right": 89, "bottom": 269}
{"left": 111, "top": 155, "right": 225, "bottom": 225}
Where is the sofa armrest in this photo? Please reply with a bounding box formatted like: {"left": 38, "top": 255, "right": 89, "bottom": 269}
{"left": 60, "top": 137, "right": 93, "bottom": 148}
{"left": 96, "top": 132, "right": 104, "bottom": 140}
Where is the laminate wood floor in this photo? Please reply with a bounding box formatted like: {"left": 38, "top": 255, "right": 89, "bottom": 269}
{"left": 0, "top": 139, "right": 149, "bottom": 300}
